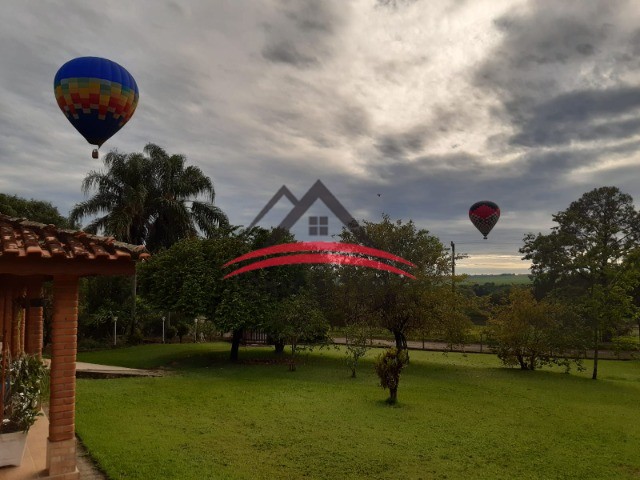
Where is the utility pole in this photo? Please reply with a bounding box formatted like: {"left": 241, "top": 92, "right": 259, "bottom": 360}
{"left": 451, "top": 241, "right": 456, "bottom": 294}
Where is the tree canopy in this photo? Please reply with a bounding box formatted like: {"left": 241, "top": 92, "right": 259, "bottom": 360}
{"left": 338, "top": 215, "right": 459, "bottom": 353}
{"left": 70, "top": 143, "right": 228, "bottom": 251}
{"left": 0, "top": 193, "right": 72, "bottom": 228}
{"left": 520, "top": 186, "right": 640, "bottom": 379}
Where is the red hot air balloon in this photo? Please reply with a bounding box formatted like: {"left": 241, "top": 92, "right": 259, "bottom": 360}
{"left": 469, "top": 201, "right": 500, "bottom": 239}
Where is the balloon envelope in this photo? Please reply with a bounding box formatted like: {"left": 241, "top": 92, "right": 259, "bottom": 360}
{"left": 469, "top": 201, "right": 500, "bottom": 239}
{"left": 54, "top": 57, "right": 139, "bottom": 147}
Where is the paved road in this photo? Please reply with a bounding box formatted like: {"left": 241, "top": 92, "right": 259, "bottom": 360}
{"left": 332, "top": 337, "right": 636, "bottom": 360}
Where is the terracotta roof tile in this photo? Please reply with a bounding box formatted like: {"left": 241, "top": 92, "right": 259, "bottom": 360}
{"left": 0, "top": 214, "right": 149, "bottom": 262}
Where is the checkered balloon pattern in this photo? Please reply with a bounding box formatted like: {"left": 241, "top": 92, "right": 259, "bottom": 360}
{"left": 469, "top": 201, "right": 500, "bottom": 239}
{"left": 54, "top": 57, "right": 139, "bottom": 147}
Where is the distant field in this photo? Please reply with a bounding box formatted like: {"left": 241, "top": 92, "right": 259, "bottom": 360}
{"left": 462, "top": 273, "right": 532, "bottom": 285}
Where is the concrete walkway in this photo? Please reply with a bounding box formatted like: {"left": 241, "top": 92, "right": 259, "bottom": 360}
{"left": 74, "top": 362, "right": 163, "bottom": 379}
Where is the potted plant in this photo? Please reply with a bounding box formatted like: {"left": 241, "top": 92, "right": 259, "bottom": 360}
{"left": 1, "top": 353, "right": 49, "bottom": 467}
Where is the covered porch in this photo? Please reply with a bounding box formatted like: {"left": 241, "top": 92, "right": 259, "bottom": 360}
{"left": 0, "top": 214, "right": 148, "bottom": 479}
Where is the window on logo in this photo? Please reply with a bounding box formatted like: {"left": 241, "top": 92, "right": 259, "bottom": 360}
{"left": 309, "top": 216, "right": 329, "bottom": 236}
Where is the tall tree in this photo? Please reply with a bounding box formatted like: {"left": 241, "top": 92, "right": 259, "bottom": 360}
{"left": 138, "top": 226, "right": 305, "bottom": 361}
{"left": 489, "top": 288, "right": 589, "bottom": 371}
{"left": 338, "top": 215, "right": 452, "bottom": 354}
{"left": 520, "top": 186, "right": 640, "bottom": 379}
{"left": 0, "top": 193, "right": 73, "bottom": 228}
{"left": 70, "top": 143, "right": 227, "bottom": 251}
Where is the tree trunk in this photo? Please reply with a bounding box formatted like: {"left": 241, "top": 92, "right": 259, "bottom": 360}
{"left": 388, "top": 387, "right": 398, "bottom": 404}
{"left": 517, "top": 354, "right": 527, "bottom": 370}
{"left": 591, "top": 319, "right": 600, "bottom": 380}
{"left": 289, "top": 343, "right": 297, "bottom": 371}
{"left": 393, "top": 330, "right": 408, "bottom": 350}
{"left": 273, "top": 339, "right": 285, "bottom": 354}
{"left": 129, "top": 271, "right": 137, "bottom": 336}
{"left": 351, "top": 368, "right": 356, "bottom": 378}
{"left": 230, "top": 328, "right": 243, "bottom": 362}
{"left": 592, "top": 324, "right": 599, "bottom": 380}
{"left": 393, "top": 330, "right": 409, "bottom": 362}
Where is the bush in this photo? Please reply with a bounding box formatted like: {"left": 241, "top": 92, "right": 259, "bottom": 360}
{"left": 165, "top": 325, "right": 177, "bottom": 342}
{"left": 1, "top": 354, "right": 49, "bottom": 433}
{"left": 374, "top": 348, "right": 408, "bottom": 405}
{"left": 176, "top": 323, "right": 190, "bottom": 343}
{"left": 128, "top": 329, "right": 145, "bottom": 346}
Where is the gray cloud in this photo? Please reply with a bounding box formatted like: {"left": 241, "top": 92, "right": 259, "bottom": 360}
{"left": 375, "top": 128, "right": 427, "bottom": 159}
{"left": 476, "top": 0, "right": 640, "bottom": 145}
{"left": 509, "top": 87, "right": 640, "bottom": 146}
{"left": 5, "top": 0, "right": 640, "bottom": 274}
{"left": 261, "top": 1, "right": 344, "bottom": 67}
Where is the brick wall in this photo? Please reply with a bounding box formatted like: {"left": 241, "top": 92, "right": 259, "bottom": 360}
{"left": 47, "top": 275, "right": 80, "bottom": 479}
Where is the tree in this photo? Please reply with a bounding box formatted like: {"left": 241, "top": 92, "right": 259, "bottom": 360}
{"left": 343, "top": 319, "right": 373, "bottom": 378}
{"left": 374, "top": 348, "right": 408, "bottom": 405}
{"left": 70, "top": 143, "right": 228, "bottom": 251}
{"left": 520, "top": 186, "right": 640, "bottom": 379}
{"left": 138, "top": 226, "right": 306, "bottom": 362}
{"left": 265, "top": 293, "right": 329, "bottom": 371}
{"left": 0, "top": 193, "right": 73, "bottom": 228}
{"left": 488, "top": 288, "right": 589, "bottom": 371}
{"left": 338, "top": 215, "right": 452, "bottom": 354}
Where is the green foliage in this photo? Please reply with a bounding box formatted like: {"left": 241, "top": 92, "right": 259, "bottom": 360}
{"left": 127, "top": 329, "right": 145, "bottom": 346}
{"left": 165, "top": 325, "right": 177, "bottom": 342}
{"left": 0, "top": 193, "right": 73, "bottom": 227}
{"left": 521, "top": 186, "right": 640, "bottom": 379}
{"left": 138, "top": 226, "right": 306, "bottom": 361}
{"left": 79, "top": 276, "right": 132, "bottom": 341}
{"left": 344, "top": 320, "right": 372, "bottom": 378}
{"left": 1, "top": 354, "right": 49, "bottom": 433}
{"left": 489, "top": 288, "right": 589, "bottom": 372}
{"left": 265, "top": 294, "right": 329, "bottom": 371}
{"left": 611, "top": 336, "right": 639, "bottom": 359}
{"left": 69, "top": 143, "right": 228, "bottom": 251}
{"left": 175, "top": 323, "right": 190, "bottom": 343}
{"left": 338, "top": 215, "right": 453, "bottom": 353}
{"left": 374, "top": 348, "right": 409, "bottom": 404}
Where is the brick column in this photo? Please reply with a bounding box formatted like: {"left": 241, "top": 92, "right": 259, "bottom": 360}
{"left": 25, "top": 280, "right": 44, "bottom": 358}
{"left": 10, "top": 286, "right": 21, "bottom": 357}
{"left": 0, "top": 287, "right": 6, "bottom": 350}
{"left": 3, "top": 286, "right": 16, "bottom": 357}
{"left": 46, "top": 275, "right": 80, "bottom": 480}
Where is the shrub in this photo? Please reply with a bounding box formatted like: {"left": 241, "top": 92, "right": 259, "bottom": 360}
{"left": 374, "top": 348, "right": 408, "bottom": 405}
{"left": 1, "top": 354, "right": 49, "bottom": 433}
{"left": 128, "top": 329, "right": 145, "bottom": 346}
{"left": 165, "top": 325, "right": 177, "bottom": 342}
{"left": 176, "top": 323, "right": 190, "bottom": 343}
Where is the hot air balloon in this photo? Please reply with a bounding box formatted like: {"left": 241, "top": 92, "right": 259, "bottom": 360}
{"left": 54, "top": 57, "right": 139, "bottom": 158}
{"left": 469, "top": 201, "right": 500, "bottom": 239}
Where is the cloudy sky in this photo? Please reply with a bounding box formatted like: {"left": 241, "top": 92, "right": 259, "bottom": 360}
{"left": 2, "top": 0, "right": 640, "bottom": 274}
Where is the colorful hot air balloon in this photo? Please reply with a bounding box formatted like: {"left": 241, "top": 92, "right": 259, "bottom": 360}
{"left": 469, "top": 201, "right": 500, "bottom": 239}
{"left": 54, "top": 57, "right": 139, "bottom": 158}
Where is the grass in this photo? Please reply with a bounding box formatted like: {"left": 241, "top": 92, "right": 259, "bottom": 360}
{"left": 76, "top": 343, "right": 640, "bottom": 480}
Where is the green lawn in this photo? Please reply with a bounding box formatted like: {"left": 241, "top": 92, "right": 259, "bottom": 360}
{"left": 76, "top": 344, "right": 640, "bottom": 480}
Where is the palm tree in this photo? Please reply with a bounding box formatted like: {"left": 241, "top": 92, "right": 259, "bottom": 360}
{"left": 143, "top": 144, "right": 228, "bottom": 251}
{"left": 70, "top": 143, "right": 228, "bottom": 251}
